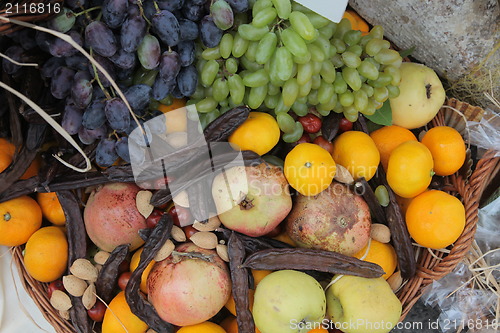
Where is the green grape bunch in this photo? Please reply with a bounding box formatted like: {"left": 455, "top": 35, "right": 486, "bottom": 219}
{"left": 190, "top": 0, "right": 403, "bottom": 141}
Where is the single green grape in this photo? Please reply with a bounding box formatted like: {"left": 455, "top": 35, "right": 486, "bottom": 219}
{"left": 252, "top": 6, "right": 277, "bottom": 28}
{"left": 321, "top": 61, "right": 336, "bottom": 83}
{"left": 248, "top": 84, "right": 268, "bottom": 109}
{"left": 291, "top": 101, "right": 308, "bottom": 116}
{"left": 339, "top": 90, "right": 354, "bottom": 107}
{"left": 341, "top": 51, "right": 362, "bottom": 68}
{"left": 354, "top": 88, "right": 368, "bottom": 110}
{"left": 343, "top": 30, "right": 362, "bottom": 46}
{"left": 282, "top": 78, "right": 299, "bottom": 106}
{"left": 298, "top": 79, "right": 312, "bottom": 97}
{"left": 232, "top": 32, "right": 249, "bottom": 58}
{"left": 375, "top": 185, "right": 390, "bottom": 207}
{"left": 265, "top": 94, "right": 279, "bottom": 109}
{"left": 212, "top": 78, "right": 230, "bottom": 102}
{"left": 219, "top": 34, "right": 234, "bottom": 59}
{"left": 225, "top": 58, "right": 239, "bottom": 74}
{"left": 202, "top": 46, "right": 221, "bottom": 60}
{"left": 282, "top": 121, "right": 304, "bottom": 143}
{"left": 342, "top": 67, "right": 362, "bottom": 91}
{"left": 196, "top": 97, "right": 218, "bottom": 113}
{"left": 277, "top": 112, "right": 296, "bottom": 133}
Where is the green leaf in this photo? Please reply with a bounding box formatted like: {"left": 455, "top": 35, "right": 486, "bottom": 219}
{"left": 399, "top": 46, "right": 416, "bottom": 58}
{"left": 365, "top": 100, "right": 392, "bottom": 126}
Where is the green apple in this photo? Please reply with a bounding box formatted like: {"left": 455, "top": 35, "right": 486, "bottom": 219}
{"left": 253, "top": 270, "right": 326, "bottom": 333}
{"left": 212, "top": 163, "right": 292, "bottom": 237}
{"left": 390, "top": 62, "right": 446, "bottom": 129}
{"left": 326, "top": 275, "right": 402, "bottom": 333}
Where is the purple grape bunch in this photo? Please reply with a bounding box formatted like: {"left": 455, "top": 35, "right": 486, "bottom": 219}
{"left": 1, "top": 0, "right": 249, "bottom": 167}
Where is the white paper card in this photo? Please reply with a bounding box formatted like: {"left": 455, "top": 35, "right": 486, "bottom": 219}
{"left": 294, "top": 0, "right": 348, "bottom": 23}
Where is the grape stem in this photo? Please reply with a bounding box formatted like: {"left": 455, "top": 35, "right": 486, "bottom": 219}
{"left": 74, "top": 6, "right": 102, "bottom": 17}
{"left": 89, "top": 48, "right": 112, "bottom": 100}
{"left": 153, "top": 1, "right": 160, "bottom": 14}
{"left": 136, "top": 0, "right": 152, "bottom": 27}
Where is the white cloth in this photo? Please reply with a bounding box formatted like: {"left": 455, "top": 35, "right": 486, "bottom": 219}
{"left": 0, "top": 246, "right": 56, "bottom": 333}
{"left": 294, "top": 0, "right": 348, "bottom": 22}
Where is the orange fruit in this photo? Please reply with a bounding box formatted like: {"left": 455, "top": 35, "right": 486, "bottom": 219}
{"left": 220, "top": 316, "right": 262, "bottom": 333}
{"left": 177, "top": 322, "right": 227, "bottom": 333}
{"left": 406, "top": 190, "right": 465, "bottom": 249}
{"left": 308, "top": 329, "right": 329, "bottom": 333}
{"left": 37, "top": 192, "right": 66, "bottom": 226}
{"left": 284, "top": 143, "right": 336, "bottom": 196}
{"left": 229, "top": 112, "right": 280, "bottom": 155}
{"left": 369, "top": 125, "right": 417, "bottom": 170}
{"left": 130, "top": 248, "right": 155, "bottom": 293}
{"left": 225, "top": 289, "right": 255, "bottom": 316}
{"left": 343, "top": 10, "right": 369, "bottom": 33}
{"left": 130, "top": 247, "right": 155, "bottom": 294}
{"left": 421, "top": 126, "right": 466, "bottom": 176}
{"left": 272, "top": 232, "right": 297, "bottom": 247}
{"left": 0, "top": 138, "right": 40, "bottom": 179}
{"left": 251, "top": 270, "right": 272, "bottom": 287}
{"left": 386, "top": 141, "right": 434, "bottom": 198}
{"left": 24, "top": 226, "right": 68, "bottom": 282}
{"left": 102, "top": 291, "right": 148, "bottom": 333}
{"left": 332, "top": 131, "right": 380, "bottom": 181}
{"left": 0, "top": 196, "right": 42, "bottom": 246}
{"left": 354, "top": 240, "right": 397, "bottom": 280}
{"left": 158, "top": 98, "right": 186, "bottom": 113}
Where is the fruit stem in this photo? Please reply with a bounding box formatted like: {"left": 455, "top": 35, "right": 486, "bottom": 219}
{"left": 3, "top": 212, "right": 11, "bottom": 221}
{"left": 74, "top": 6, "right": 102, "bottom": 17}
{"left": 426, "top": 84, "right": 432, "bottom": 99}
{"left": 238, "top": 195, "right": 254, "bottom": 210}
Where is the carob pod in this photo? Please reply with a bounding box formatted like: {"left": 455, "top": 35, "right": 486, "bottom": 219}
{"left": 203, "top": 105, "right": 250, "bottom": 142}
{"left": 57, "top": 190, "right": 92, "bottom": 333}
{"left": 321, "top": 111, "right": 342, "bottom": 141}
{"left": 96, "top": 244, "right": 129, "bottom": 304}
{"left": 125, "top": 214, "right": 175, "bottom": 333}
{"left": 352, "top": 177, "right": 387, "bottom": 224}
{"left": 150, "top": 150, "right": 262, "bottom": 207}
{"left": 374, "top": 167, "right": 416, "bottom": 279}
{"left": 0, "top": 120, "right": 42, "bottom": 194}
{"left": 242, "top": 248, "right": 385, "bottom": 278}
{"left": 353, "top": 114, "right": 369, "bottom": 134}
{"left": 219, "top": 229, "right": 292, "bottom": 254}
{"left": 228, "top": 232, "right": 255, "bottom": 333}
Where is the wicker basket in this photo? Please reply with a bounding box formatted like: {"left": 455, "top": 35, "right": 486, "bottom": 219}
{"left": 2, "top": 1, "right": 498, "bottom": 330}
{"left": 8, "top": 98, "right": 499, "bottom": 332}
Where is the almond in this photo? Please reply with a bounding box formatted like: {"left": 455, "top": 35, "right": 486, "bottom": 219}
{"left": 94, "top": 251, "right": 111, "bottom": 265}
{"left": 370, "top": 224, "right": 391, "bottom": 243}
{"left": 59, "top": 310, "right": 70, "bottom": 320}
{"left": 50, "top": 290, "right": 72, "bottom": 311}
{"left": 190, "top": 231, "right": 218, "bottom": 250}
{"left": 165, "top": 132, "right": 188, "bottom": 149}
{"left": 154, "top": 239, "right": 175, "bottom": 262}
{"left": 193, "top": 215, "right": 221, "bottom": 232}
{"left": 62, "top": 275, "right": 87, "bottom": 297}
{"left": 387, "top": 270, "right": 403, "bottom": 292}
{"left": 70, "top": 258, "right": 98, "bottom": 282}
{"left": 136, "top": 190, "right": 154, "bottom": 218}
{"left": 82, "top": 283, "right": 96, "bottom": 310}
{"left": 216, "top": 244, "right": 229, "bottom": 262}
{"left": 171, "top": 225, "right": 186, "bottom": 242}
{"left": 172, "top": 191, "right": 189, "bottom": 207}
{"left": 334, "top": 164, "right": 354, "bottom": 184}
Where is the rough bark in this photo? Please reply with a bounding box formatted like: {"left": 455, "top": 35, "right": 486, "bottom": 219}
{"left": 349, "top": 0, "right": 499, "bottom": 86}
